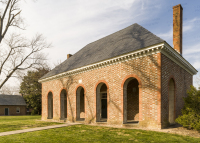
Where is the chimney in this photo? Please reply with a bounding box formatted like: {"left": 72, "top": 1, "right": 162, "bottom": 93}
{"left": 173, "top": 4, "right": 183, "bottom": 55}
{"left": 67, "top": 54, "right": 72, "bottom": 59}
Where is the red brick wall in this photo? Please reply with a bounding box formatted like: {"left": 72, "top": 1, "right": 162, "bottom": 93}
{"left": 161, "top": 54, "right": 192, "bottom": 127}
{"left": 42, "top": 53, "right": 162, "bottom": 128}
{"left": 0, "top": 105, "right": 26, "bottom": 116}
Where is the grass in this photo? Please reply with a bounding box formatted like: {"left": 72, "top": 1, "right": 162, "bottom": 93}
{"left": 0, "top": 116, "right": 199, "bottom": 142}
{"left": 0, "top": 115, "right": 61, "bottom": 132}
{"left": 0, "top": 124, "right": 200, "bottom": 143}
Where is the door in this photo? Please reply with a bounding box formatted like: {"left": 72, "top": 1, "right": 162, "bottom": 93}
{"left": 5, "top": 108, "right": 9, "bottom": 115}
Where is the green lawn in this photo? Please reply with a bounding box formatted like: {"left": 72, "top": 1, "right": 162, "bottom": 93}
{"left": 0, "top": 115, "right": 61, "bottom": 132}
{"left": 0, "top": 116, "right": 199, "bottom": 142}
{"left": 0, "top": 124, "right": 199, "bottom": 143}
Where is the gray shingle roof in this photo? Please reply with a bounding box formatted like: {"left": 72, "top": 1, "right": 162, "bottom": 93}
{"left": 41, "top": 23, "right": 164, "bottom": 80}
{"left": 0, "top": 95, "right": 27, "bottom": 106}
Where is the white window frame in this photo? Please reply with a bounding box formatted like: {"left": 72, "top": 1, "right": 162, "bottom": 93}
{"left": 16, "top": 107, "right": 20, "bottom": 113}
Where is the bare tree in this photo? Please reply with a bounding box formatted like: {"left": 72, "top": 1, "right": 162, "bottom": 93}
{"left": 0, "top": 0, "right": 51, "bottom": 89}
{"left": 0, "top": 84, "right": 19, "bottom": 95}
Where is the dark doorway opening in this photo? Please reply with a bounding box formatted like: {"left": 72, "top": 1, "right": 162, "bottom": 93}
{"left": 123, "top": 78, "right": 139, "bottom": 124}
{"left": 5, "top": 108, "right": 9, "bottom": 115}
{"left": 76, "top": 87, "right": 85, "bottom": 121}
{"left": 48, "top": 92, "right": 53, "bottom": 119}
{"left": 96, "top": 83, "right": 108, "bottom": 122}
{"left": 60, "top": 89, "right": 67, "bottom": 119}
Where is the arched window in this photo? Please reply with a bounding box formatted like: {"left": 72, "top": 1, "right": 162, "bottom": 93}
{"left": 16, "top": 107, "right": 20, "bottom": 113}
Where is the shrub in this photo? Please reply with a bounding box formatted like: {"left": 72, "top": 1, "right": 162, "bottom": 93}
{"left": 31, "top": 109, "right": 38, "bottom": 115}
{"left": 175, "top": 86, "right": 200, "bottom": 130}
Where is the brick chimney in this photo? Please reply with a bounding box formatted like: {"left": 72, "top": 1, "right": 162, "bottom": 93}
{"left": 173, "top": 4, "right": 183, "bottom": 55}
{"left": 67, "top": 54, "right": 72, "bottom": 59}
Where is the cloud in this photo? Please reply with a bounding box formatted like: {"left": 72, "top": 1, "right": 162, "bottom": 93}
{"left": 19, "top": 0, "right": 160, "bottom": 66}
{"left": 157, "top": 27, "right": 173, "bottom": 41}
{"left": 4, "top": 0, "right": 199, "bottom": 88}
{"left": 157, "top": 17, "right": 200, "bottom": 46}
{"left": 193, "top": 61, "right": 200, "bottom": 69}
{"left": 184, "top": 42, "right": 200, "bottom": 55}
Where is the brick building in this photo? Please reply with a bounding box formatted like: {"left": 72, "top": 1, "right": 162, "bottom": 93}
{"left": 39, "top": 4, "right": 197, "bottom": 129}
{"left": 0, "top": 95, "right": 26, "bottom": 116}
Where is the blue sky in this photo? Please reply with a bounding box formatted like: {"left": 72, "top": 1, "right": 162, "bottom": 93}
{"left": 4, "top": 0, "right": 200, "bottom": 88}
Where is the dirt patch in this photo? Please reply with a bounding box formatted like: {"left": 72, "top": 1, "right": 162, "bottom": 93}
{"left": 88, "top": 123, "right": 200, "bottom": 138}
{"left": 158, "top": 125, "right": 200, "bottom": 138}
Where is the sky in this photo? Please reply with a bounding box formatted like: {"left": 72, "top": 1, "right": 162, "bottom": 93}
{"left": 2, "top": 0, "right": 200, "bottom": 91}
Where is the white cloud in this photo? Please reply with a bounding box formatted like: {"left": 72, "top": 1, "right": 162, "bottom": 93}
{"left": 157, "top": 27, "right": 173, "bottom": 41}
{"left": 184, "top": 42, "right": 200, "bottom": 55}
{"left": 3, "top": 0, "right": 199, "bottom": 88}
{"left": 19, "top": 0, "right": 158, "bottom": 66}
{"left": 193, "top": 61, "right": 200, "bottom": 69}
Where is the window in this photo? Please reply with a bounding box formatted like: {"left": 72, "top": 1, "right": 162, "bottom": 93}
{"left": 16, "top": 107, "right": 20, "bottom": 113}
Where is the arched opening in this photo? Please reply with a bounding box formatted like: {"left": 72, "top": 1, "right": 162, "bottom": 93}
{"left": 96, "top": 83, "right": 108, "bottom": 122}
{"left": 60, "top": 89, "right": 67, "bottom": 119}
{"left": 169, "top": 78, "right": 175, "bottom": 124}
{"left": 47, "top": 92, "right": 53, "bottom": 119}
{"left": 123, "top": 78, "right": 139, "bottom": 123}
{"left": 76, "top": 87, "right": 85, "bottom": 121}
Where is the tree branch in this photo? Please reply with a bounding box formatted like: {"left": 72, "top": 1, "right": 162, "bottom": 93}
{"left": 1, "top": 10, "right": 22, "bottom": 40}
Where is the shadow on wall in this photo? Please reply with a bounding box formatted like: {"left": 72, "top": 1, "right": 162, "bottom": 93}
{"left": 59, "top": 75, "right": 77, "bottom": 122}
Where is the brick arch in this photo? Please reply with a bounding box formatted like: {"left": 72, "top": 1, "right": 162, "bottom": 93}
{"left": 121, "top": 74, "right": 142, "bottom": 124}
{"left": 168, "top": 76, "right": 176, "bottom": 90}
{"left": 95, "top": 80, "right": 109, "bottom": 91}
{"left": 75, "top": 84, "right": 86, "bottom": 120}
{"left": 75, "top": 84, "right": 86, "bottom": 95}
{"left": 121, "top": 74, "right": 142, "bottom": 88}
{"left": 59, "top": 88, "right": 68, "bottom": 96}
{"left": 168, "top": 76, "right": 176, "bottom": 124}
{"left": 95, "top": 80, "right": 109, "bottom": 122}
{"left": 47, "top": 90, "right": 53, "bottom": 97}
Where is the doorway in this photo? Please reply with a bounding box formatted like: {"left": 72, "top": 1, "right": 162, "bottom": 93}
{"left": 123, "top": 77, "right": 139, "bottom": 123}
{"left": 76, "top": 87, "right": 85, "bottom": 121}
{"left": 60, "top": 89, "right": 67, "bottom": 119}
{"left": 48, "top": 92, "right": 53, "bottom": 119}
{"left": 5, "top": 108, "right": 9, "bottom": 115}
{"left": 96, "top": 83, "right": 108, "bottom": 122}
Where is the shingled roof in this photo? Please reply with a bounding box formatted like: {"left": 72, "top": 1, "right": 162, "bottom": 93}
{"left": 0, "top": 95, "right": 26, "bottom": 106}
{"left": 41, "top": 23, "right": 164, "bottom": 80}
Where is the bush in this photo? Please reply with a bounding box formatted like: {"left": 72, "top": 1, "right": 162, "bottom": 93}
{"left": 31, "top": 109, "right": 38, "bottom": 115}
{"left": 175, "top": 86, "right": 200, "bottom": 130}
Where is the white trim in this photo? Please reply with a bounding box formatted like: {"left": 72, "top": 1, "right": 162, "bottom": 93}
{"left": 39, "top": 42, "right": 197, "bottom": 83}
